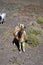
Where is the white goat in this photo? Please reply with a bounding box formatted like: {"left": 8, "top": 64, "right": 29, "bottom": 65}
{"left": 0, "top": 13, "right": 6, "bottom": 24}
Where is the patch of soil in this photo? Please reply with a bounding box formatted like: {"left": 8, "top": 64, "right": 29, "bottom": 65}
{"left": 19, "top": 4, "right": 43, "bottom": 14}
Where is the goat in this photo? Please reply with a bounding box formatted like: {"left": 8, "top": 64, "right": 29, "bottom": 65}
{"left": 0, "top": 13, "right": 6, "bottom": 24}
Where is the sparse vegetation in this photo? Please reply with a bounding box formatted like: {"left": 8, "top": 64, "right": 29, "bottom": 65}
{"left": 9, "top": 57, "right": 17, "bottom": 64}
{"left": 27, "top": 34, "right": 40, "bottom": 47}
{"left": 28, "top": 27, "right": 42, "bottom": 35}
{"left": 36, "top": 17, "right": 43, "bottom": 25}
{"left": 0, "top": 47, "right": 4, "bottom": 50}
{"left": 12, "top": 47, "right": 16, "bottom": 52}
{"left": 12, "top": 13, "right": 19, "bottom": 17}
{"left": 26, "top": 27, "right": 41, "bottom": 47}
{"left": 40, "top": 2, "right": 43, "bottom": 6}
{"left": 9, "top": 57, "right": 21, "bottom": 65}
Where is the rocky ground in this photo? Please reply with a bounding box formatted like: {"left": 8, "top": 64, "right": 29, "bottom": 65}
{"left": 0, "top": 0, "right": 43, "bottom": 65}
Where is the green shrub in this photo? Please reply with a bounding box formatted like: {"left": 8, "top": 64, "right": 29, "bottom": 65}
{"left": 26, "top": 27, "right": 41, "bottom": 47}
{"left": 36, "top": 17, "right": 43, "bottom": 25}
{"left": 27, "top": 34, "right": 39, "bottom": 47}
{"left": 28, "top": 27, "right": 42, "bottom": 35}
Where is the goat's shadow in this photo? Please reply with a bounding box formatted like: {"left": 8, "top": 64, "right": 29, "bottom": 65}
{"left": 12, "top": 38, "right": 20, "bottom": 51}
